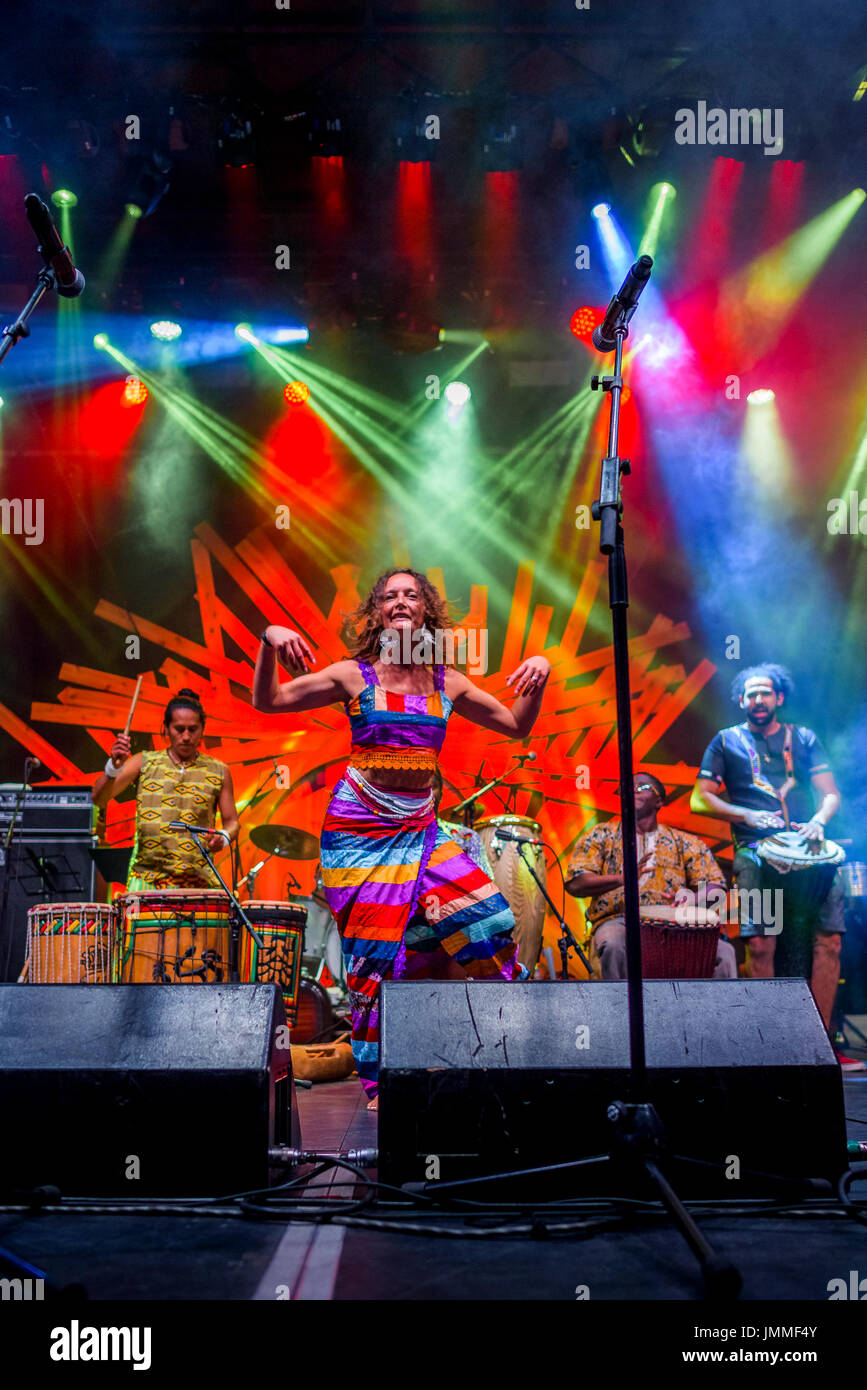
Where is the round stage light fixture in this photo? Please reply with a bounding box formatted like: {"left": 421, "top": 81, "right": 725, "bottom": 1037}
{"left": 234, "top": 323, "right": 257, "bottom": 344}
{"left": 444, "top": 381, "right": 471, "bottom": 406}
{"left": 570, "top": 306, "right": 602, "bottom": 340}
{"left": 51, "top": 189, "right": 78, "bottom": 208}
{"left": 124, "top": 202, "right": 143, "bottom": 220}
{"left": 747, "top": 388, "right": 775, "bottom": 405}
{"left": 284, "top": 381, "right": 310, "bottom": 405}
{"left": 591, "top": 201, "right": 612, "bottom": 220}
{"left": 92, "top": 333, "right": 109, "bottom": 350}
{"left": 122, "top": 376, "right": 149, "bottom": 406}
{"left": 150, "top": 320, "right": 182, "bottom": 341}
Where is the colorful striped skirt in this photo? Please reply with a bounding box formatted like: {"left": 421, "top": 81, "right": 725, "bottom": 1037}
{"left": 320, "top": 770, "right": 527, "bottom": 1097}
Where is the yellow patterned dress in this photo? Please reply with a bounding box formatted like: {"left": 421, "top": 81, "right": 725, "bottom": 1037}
{"left": 128, "top": 749, "right": 226, "bottom": 889}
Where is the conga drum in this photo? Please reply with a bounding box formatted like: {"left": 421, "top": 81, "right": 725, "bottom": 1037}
{"left": 116, "top": 890, "right": 232, "bottom": 984}
{"left": 239, "top": 901, "right": 306, "bottom": 1026}
{"left": 639, "top": 904, "right": 721, "bottom": 979}
{"left": 476, "top": 814, "right": 546, "bottom": 971}
{"left": 23, "top": 903, "right": 118, "bottom": 983}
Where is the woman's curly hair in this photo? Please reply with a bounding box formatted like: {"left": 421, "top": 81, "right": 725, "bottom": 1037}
{"left": 349, "top": 568, "right": 454, "bottom": 664}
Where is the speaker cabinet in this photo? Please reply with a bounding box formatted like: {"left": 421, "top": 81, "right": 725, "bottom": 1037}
{"left": 379, "top": 979, "right": 847, "bottom": 1198}
{"left": 0, "top": 983, "right": 300, "bottom": 1196}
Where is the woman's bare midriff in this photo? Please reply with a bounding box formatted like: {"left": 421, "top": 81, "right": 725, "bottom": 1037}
{"left": 356, "top": 766, "right": 435, "bottom": 793}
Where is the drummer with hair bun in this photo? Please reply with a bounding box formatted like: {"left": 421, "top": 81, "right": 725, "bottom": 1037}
{"left": 91, "top": 687, "right": 239, "bottom": 890}
{"left": 691, "top": 662, "right": 861, "bottom": 1071}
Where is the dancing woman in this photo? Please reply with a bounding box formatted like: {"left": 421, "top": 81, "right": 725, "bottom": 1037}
{"left": 252, "top": 569, "right": 550, "bottom": 1103}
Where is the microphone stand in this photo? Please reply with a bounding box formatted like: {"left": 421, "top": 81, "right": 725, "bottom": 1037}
{"left": 513, "top": 841, "right": 592, "bottom": 977}
{"left": 179, "top": 828, "right": 265, "bottom": 982}
{"left": 582, "top": 319, "right": 741, "bottom": 1295}
{"left": 449, "top": 755, "right": 535, "bottom": 826}
{"left": 0, "top": 267, "right": 60, "bottom": 367}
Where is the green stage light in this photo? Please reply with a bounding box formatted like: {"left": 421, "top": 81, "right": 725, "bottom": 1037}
{"left": 0, "top": 396, "right": 4, "bottom": 410}
{"left": 150, "top": 320, "right": 182, "bottom": 341}
{"left": 124, "top": 203, "right": 143, "bottom": 220}
{"left": 51, "top": 189, "right": 78, "bottom": 208}
{"left": 444, "top": 381, "right": 471, "bottom": 406}
{"left": 235, "top": 323, "right": 257, "bottom": 344}
{"left": 747, "top": 388, "right": 775, "bottom": 404}
{"left": 92, "top": 333, "right": 109, "bottom": 350}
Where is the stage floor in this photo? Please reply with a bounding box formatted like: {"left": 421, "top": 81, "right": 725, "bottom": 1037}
{"left": 2, "top": 1059, "right": 867, "bottom": 1303}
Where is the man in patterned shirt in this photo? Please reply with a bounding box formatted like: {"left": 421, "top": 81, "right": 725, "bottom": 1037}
{"left": 565, "top": 774, "right": 736, "bottom": 980}
{"left": 92, "top": 688, "right": 238, "bottom": 889}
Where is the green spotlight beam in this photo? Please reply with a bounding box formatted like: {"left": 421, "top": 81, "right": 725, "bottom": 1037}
{"left": 720, "top": 188, "right": 866, "bottom": 360}
{"left": 638, "top": 183, "right": 676, "bottom": 260}
{"left": 93, "top": 212, "right": 139, "bottom": 296}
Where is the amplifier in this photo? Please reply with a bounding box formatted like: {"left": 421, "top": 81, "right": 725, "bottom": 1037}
{"left": 0, "top": 784, "right": 95, "bottom": 835}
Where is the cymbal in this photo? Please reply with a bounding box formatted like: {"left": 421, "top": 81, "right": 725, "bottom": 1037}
{"left": 250, "top": 823, "right": 320, "bottom": 859}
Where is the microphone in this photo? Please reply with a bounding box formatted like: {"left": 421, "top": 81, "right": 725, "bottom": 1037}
{"left": 592, "top": 254, "right": 653, "bottom": 352}
{"left": 168, "top": 821, "right": 228, "bottom": 841}
{"left": 24, "top": 194, "right": 86, "bottom": 298}
{"left": 238, "top": 859, "right": 266, "bottom": 888}
{"left": 515, "top": 751, "right": 537, "bottom": 763}
{"left": 492, "top": 827, "right": 543, "bottom": 847}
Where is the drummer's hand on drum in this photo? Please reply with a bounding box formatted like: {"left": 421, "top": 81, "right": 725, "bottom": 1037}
{"left": 264, "top": 626, "right": 316, "bottom": 675}
{"left": 792, "top": 819, "right": 825, "bottom": 843}
{"left": 109, "top": 733, "right": 131, "bottom": 768}
{"left": 743, "top": 808, "right": 785, "bottom": 832}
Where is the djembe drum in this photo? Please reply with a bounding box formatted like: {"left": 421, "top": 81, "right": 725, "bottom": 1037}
{"left": 638, "top": 904, "right": 721, "bottom": 979}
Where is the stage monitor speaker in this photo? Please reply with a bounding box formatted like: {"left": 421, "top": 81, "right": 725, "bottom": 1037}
{"left": 0, "top": 983, "right": 300, "bottom": 1197}
{"left": 379, "top": 979, "right": 847, "bottom": 1198}
{"left": 0, "top": 835, "right": 97, "bottom": 982}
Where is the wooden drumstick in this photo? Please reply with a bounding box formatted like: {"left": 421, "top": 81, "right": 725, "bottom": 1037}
{"left": 122, "top": 676, "right": 143, "bottom": 740}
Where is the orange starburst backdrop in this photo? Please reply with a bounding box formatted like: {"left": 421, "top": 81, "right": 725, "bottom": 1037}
{"left": 0, "top": 521, "right": 731, "bottom": 977}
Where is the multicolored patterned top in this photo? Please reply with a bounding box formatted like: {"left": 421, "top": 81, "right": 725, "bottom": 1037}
{"left": 345, "top": 659, "right": 452, "bottom": 774}
{"left": 129, "top": 749, "right": 225, "bottom": 888}
{"left": 567, "top": 820, "right": 724, "bottom": 931}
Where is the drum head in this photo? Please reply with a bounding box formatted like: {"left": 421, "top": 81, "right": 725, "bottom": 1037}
{"left": 476, "top": 815, "right": 542, "bottom": 837}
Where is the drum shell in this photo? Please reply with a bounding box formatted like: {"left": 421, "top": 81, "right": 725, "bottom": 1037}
{"left": 240, "top": 901, "right": 306, "bottom": 1025}
{"left": 476, "top": 815, "right": 546, "bottom": 972}
{"left": 25, "top": 903, "right": 118, "bottom": 984}
{"left": 116, "top": 891, "right": 231, "bottom": 985}
{"left": 638, "top": 915, "right": 719, "bottom": 979}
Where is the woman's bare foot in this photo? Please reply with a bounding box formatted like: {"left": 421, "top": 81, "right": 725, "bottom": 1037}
{"left": 366, "top": 1095, "right": 379, "bottom": 1111}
